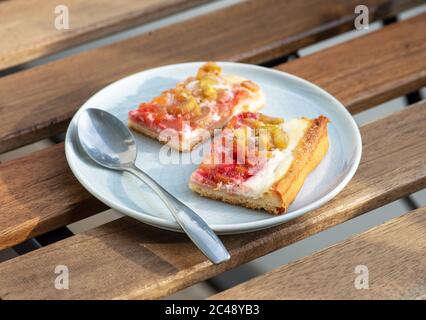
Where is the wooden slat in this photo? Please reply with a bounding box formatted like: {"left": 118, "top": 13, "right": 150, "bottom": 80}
{"left": 0, "top": 144, "right": 107, "bottom": 250}
{"left": 0, "top": 102, "right": 425, "bottom": 299}
{"left": 1, "top": 15, "right": 426, "bottom": 251}
{"left": 0, "top": 0, "right": 423, "bottom": 153}
{"left": 210, "top": 207, "right": 426, "bottom": 300}
{"left": 280, "top": 14, "right": 426, "bottom": 114}
{"left": 0, "top": 0, "right": 208, "bottom": 70}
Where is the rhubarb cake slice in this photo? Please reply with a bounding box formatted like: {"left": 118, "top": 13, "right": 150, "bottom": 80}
{"left": 128, "top": 62, "right": 265, "bottom": 151}
{"left": 189, "top": 112, "right": 329, "bottom": 214}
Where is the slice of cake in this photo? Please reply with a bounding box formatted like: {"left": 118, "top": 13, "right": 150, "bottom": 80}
{"left": 128, "top": 62, "right": 265, "bottom": 151}
{"left": 189, "top": 112, "right": 329, "bottom": 214}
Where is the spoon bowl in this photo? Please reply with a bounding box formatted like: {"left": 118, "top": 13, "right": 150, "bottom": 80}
{"left": 78, "top": 108, "right": 137, "bottom": 169}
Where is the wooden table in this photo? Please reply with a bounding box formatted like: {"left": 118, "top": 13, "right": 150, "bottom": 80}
{"left": 0, "top": 0, "right": 425, "bottom": 300}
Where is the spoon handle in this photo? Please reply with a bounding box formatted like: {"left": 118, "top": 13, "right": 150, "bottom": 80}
{"left": 125, "top": 165, "right": 231, "bottom": 264}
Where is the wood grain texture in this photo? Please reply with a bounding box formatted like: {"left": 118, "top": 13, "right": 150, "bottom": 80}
{"left": 0, "top": 0, "right": 423, "bottom": 153}
{"left": 0, "top": 102, "right": 425, "bottom": 299}
{"left": 211, "top": 207, "right": 426, "bottom": 300}
{"left": 1, "top": 14, "right": 426, "bottom": 251}
{"left": 0, "top": 144, "right": 107, "bottom": 250}
{"left": 0, "top": 0, "right": 208, "bottom": 70}
{"left": 279, "top": 13, "right": 426, "bottom": 114}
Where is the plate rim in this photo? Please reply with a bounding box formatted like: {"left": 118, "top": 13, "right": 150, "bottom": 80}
{"left": 65, "top": 61, "right": 362, "bottom": 234}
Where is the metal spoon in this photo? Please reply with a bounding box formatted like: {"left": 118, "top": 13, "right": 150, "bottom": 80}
{"left": 77, "top": 108, "right": 230, "bottom": 264}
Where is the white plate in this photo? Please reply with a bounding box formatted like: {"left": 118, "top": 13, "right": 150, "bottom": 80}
{"left": 65, "top": 62, "right": 362, "bottom": 234}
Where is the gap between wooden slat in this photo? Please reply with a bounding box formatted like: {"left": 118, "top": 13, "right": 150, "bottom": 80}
{"left": 0, "top": 0, "right": 423, "bottom": 153}
{"left": 210, "top": 206, "right": 426, "bottom": 300}
{"left": 0, "top": 101, "right": 425, "bottom": 299}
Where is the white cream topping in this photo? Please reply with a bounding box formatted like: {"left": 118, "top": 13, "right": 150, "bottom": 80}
{"left": 185, "top": 80, "right": 199, "bottom": 91}
{"left": 235, "top": 118, "right": 309, "bottom": 198}
{"left": 211, "top": 112, "right": 221, "bottom": 122}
